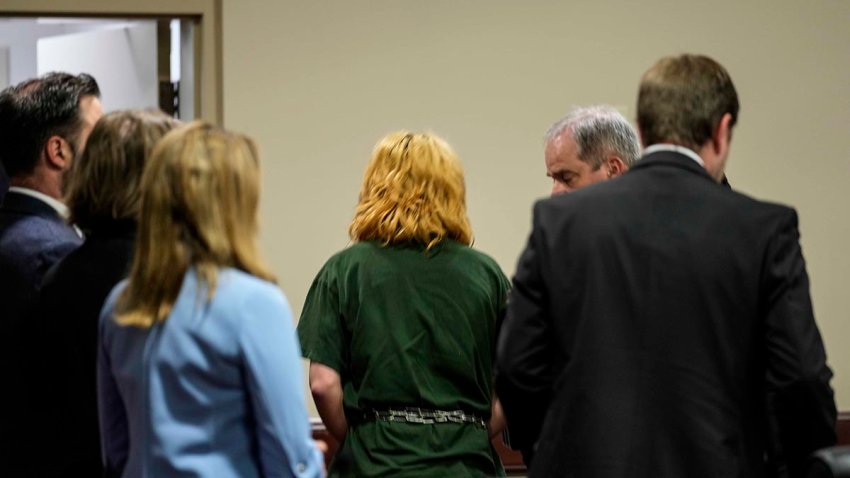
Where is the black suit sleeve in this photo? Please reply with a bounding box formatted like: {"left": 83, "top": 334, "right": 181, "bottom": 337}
{"left": 762, "top": 209, "right": 836, "bottom": 477}
{"left": 495, "top": 202, "right": 556, "bottom": 464}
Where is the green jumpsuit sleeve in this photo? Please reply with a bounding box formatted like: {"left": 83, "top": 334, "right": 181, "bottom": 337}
{"left": 297, "top": 263, "right": 347, "bottom": 374}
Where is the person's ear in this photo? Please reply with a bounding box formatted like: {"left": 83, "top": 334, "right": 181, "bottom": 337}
{"left": 607, "top": 156, "right": 627, "bottom": 178}
{"left": 712, "top": 113, "right": 733, "bottom": 157}
{"left": 44, "top": 135, "right": 73, "bottom": 170}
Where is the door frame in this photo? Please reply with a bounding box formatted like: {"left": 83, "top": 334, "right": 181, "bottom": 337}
{"left": 0, "top": 0, "right": 223, "bottom": 124}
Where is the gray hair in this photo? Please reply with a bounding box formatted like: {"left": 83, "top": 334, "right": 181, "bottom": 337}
{"left": 544, "top": 105, "right": 641, "bottom": 169}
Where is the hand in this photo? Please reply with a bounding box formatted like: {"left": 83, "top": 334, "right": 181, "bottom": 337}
{"left": 314, "top": 439, "right": 329, "bottom": 476}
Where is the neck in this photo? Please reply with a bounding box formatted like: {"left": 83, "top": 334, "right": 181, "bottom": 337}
{"left": 694, "top": 143, "right": 724, "bottom": 183}
{"left": 10, "top": 174, "right": 62, "bottom": 200}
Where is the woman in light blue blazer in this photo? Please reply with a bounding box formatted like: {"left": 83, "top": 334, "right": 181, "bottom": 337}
{"left": 97, "top": 121, "right": 324, "bottom": 478}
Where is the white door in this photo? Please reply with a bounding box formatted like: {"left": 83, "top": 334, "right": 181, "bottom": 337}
{"left": 37, "top": 21, "right": 158, "bottom": 112}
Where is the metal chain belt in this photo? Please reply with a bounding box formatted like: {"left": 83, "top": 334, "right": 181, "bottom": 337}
{"left": 363, "top": 407, "right": 486, "bottom": 428}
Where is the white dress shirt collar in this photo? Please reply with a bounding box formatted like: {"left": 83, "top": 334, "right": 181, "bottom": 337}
{"left": 643, "top": 144, "right": 705, "bottom": 168}
{"left": 8, "top": 186, "right": 70, "bottom": 218}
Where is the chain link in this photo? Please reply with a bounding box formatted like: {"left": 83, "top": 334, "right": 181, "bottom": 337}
{"left": 363, "top": 407, "right": 486, "bottom": 428}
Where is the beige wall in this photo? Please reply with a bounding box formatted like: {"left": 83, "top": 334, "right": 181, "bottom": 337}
{"left": 222, "top": 0, "right": 850, "bottom": 410}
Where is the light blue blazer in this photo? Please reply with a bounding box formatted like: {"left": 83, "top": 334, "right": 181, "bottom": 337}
{"left": 97, "top": 268, "right": 323, "bottom": 478}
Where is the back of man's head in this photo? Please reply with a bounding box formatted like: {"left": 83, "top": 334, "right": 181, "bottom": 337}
{"left": 0, "top": 72, "right": 100, "bottom": 179}
{"left": 545, "top": 105, "right": 641, "bottom": 170}
{"left": 637, "top": 54, "right": 739, "bottom": 151}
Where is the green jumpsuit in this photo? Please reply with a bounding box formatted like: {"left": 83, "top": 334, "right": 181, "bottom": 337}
{"left": 297, "top": 240, "right": 509, "bottom": 477}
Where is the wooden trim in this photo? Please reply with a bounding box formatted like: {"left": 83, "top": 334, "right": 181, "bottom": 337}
{"left": 0, "top": 0, "right": 212, "bottom": 19}
{"left": 838, "top": 411, "right": 850, "bottom": 446}
{"left": 0, "top": 0, "right": 223, "bottom": 125}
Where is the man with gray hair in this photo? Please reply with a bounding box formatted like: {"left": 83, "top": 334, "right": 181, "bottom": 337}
{"left": 544, "top": 105, "right": 640, "bottom": 196}
{"left": 497, "top": 106, "right": 641, "bottom": 464}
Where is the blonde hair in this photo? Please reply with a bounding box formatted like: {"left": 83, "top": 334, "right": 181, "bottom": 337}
{"left": 64, "top": 109, "right": 178, "bottom": 230}
{"left": 349, "top": 131, "right": 473, "bottom": 249}
{"left": 115, "top": 121, "right": 275, "bottom": 327}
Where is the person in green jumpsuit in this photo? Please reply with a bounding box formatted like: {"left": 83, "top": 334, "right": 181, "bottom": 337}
{"left": 298, "top": 131, "right": 510, "bottom": 477}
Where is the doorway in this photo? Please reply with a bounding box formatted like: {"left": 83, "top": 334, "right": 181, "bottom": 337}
{"left": 1, "top": 17, "right": 195, "bottom": 119}
{"left": 0, "top": 0, "right": 222, "bottom": 124}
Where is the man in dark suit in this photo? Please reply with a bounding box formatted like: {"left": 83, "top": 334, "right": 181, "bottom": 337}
{"left": 495, "top": 54, "right": 836, "bottom": 477}
{"left": 0, "top": 72, "right": 102, "bottom": 473}
{"left": 0, "top": 161, "right": 8, "bottom": 205}
{"left": 502, "top": 105, "right": 643, "bottom": 462}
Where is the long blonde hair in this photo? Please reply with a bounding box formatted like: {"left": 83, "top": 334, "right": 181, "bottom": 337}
{"left": 115, "top": 121, "right": 275, "bottom": 327}
{"left": 349, "top": 131, "right": 473, "bottom": 249}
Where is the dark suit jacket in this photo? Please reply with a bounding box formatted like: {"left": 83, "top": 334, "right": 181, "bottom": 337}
{"left": 0, "top": 191, "right": 83, "bottom": 471}
{"left": 25, "top": 219, "right": 136, "bottom": 477}
{"left": 0, "top": 162, "right": 8, "bottom": 205}
{"left": 496, "top": 151, "right": 836, "bottom": 478}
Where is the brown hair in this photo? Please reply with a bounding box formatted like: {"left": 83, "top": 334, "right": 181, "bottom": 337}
{"left": 637, "top": 54, "right": 739, "bottom": 150}
{"left": 115, "top": 121, "right": 275, "bottom": 327}
{"left": 64, "top": 109, "right": 178, "bottom": 231}
{"left": 349, "top": 131, "right": 473, "bottom": 250}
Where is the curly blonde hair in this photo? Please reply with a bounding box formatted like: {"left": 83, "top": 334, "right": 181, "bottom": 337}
{"left": 349, "top": 131, "right": 473, "bottom": 249}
